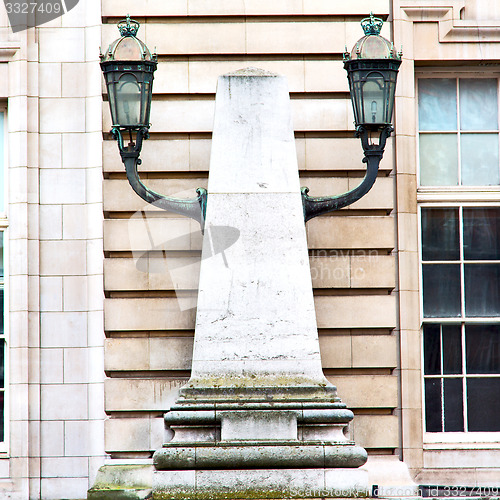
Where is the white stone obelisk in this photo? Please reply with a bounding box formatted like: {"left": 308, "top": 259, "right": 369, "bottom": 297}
{"left": 188, "top": 68, "right": 328, "bottom": 393}
{"left": 153, "top": 69, "right": 368, "bottom": 500}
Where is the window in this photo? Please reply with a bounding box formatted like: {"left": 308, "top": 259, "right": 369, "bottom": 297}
{"left": 419, "top": 78, "right": 500, "bottom": 187}
{"left": 421, "top": 207, "right": 500, "bottom": 432}
{"left": 418, "top": 77, "right": 500, "bottom": 434}
{"left": 0, "top": 109, "right": 6, "bottom": 445}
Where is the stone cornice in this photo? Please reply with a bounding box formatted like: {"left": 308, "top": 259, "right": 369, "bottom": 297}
{"left": 401, "top": 0, "right": 500, "bottom": 42}
{"left": 0, "top": 42, "right": 21, "bottom": 61}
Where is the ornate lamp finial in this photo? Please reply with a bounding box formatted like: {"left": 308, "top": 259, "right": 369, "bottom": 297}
{"left": 117, "top": 14, "right": 140, "bottom": 37}
{"left": 361, "top": 12, "right": 384, "bottom": 35}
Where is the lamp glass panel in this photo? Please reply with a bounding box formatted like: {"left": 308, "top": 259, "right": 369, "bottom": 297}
{"left": 349, "top": 76, "right": 364, "bottom": 126}
{"left": 461, "top": 133, "right": 500, "bottom": 186}
{"left": 460, "top": 79, "right": 498, "bottom": 131}
{"left": 142, "top": 77, "right": 153, "bottom": 125}
{"left": 104, "top": 72, "right": 118, "bottom": 126}
{"left": 115, "top": 73, "right": 142, "bottom": 127}
{"left": 113, "top": 37, "right": 142, "bottom": 60}
{"left": 361, "top": 74, "right": 385, "bottom": 125}
{"left": 419, "top": 134, "right": 458, "bottom": 186}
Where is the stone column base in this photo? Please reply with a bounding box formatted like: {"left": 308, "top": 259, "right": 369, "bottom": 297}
{"left": 152, "top": 468, "right": 369, "bottom": 499}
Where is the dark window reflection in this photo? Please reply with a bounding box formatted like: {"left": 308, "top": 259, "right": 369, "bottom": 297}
{"left": 463, "top": 208, "right": 500, "bottom": 260}
{"left": 466, "top": 324, "right": 500, "bottom": 374}
{"left": 444, "top": 378, "right": 464, "bottom": 431}
{"left": 423, "top": 264, "right": 461, "bottom": 317}
{"left": 0, "top": 339, "right": 3, "bottom": 389}
{"left": 442, "top": 325, "right": 462, "bottom": 374}
{"left": 0, "top": 291, "right": 3, "bottom": 337}
{"left": 422, "top": 208, "right": 460, "bottom": 261}
{"left": 465, "top": 264, "right": 500, "bottom": 317}
{"left": 0, "top": 393, "right": 3, "bottom": 442}
{"left": 467, "top": 378, "right": 500, "bottom": 431}
{"left": 424, "top": 324, "right": 441, "bottom": 375}
{"left": 425, "top": 378, "right": 442, "bottom": 432}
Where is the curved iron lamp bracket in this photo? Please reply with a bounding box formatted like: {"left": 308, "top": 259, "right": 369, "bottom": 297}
{"left": 301, "top": 126, "right": 392, "bottom": 222}
{"left": 112, "top": 127, "right": 207, "bottom": 227}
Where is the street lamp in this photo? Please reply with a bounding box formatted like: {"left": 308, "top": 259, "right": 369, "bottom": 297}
{"left": 100, "top": 16, "right": 207, "bottom": 224}
{"left": 301, "top": 13, "right": 401, "bottom": 221}
{"left": 100, "top": 16, "right": 156, "bottom": 135}
{"left": 344, "top": 14, "right": 401, "bottom": 133}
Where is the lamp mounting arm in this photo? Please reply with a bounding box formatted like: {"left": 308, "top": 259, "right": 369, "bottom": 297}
{"left": 112, "top": 127, "right": 207, "bottom": 227}
{"left": 301, "top": 125, "right": 392, "bottom": 222}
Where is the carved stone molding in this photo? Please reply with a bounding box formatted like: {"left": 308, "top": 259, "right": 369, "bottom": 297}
{"left": 401, "top": 0, "right": 500, "bottom": 42}
{"left": 0, "top": 42, "right": 20, "bottom": 61}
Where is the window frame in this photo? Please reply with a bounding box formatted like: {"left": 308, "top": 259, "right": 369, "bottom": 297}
{"left": 416, "top": 72, "right": 500, "bottom": 191}
{"left": 417, "top": 70, "right": 500, "bottom": 446}
{"left": 0, "top": 106, "right": 8, "bottom": 454}
{"left": 418, "top": 202, "right": 500, "bottom": 444}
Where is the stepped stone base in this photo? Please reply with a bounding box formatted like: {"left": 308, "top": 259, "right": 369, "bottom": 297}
{"left": 152, "top": 468, "right": 370, "bottom": 499}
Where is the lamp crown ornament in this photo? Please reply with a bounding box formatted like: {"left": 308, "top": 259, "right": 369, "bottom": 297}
{"left": 117, "top": 14, "right": 140, "bottom": 37}
{"left": 361, "top": 12, "right": 384, "bottom": 35}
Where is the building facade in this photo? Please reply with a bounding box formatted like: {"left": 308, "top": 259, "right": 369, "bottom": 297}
{"left": 0, "top": 0, "right": 497, "bottom": 498}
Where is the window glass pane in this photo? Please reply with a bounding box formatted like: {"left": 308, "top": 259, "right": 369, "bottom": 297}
{"left": 459, "top": 79, "right": 498, "bottom": 131}
{"left": 419, "top": 134, "right": 458, "bottom": 186}
{"left": 0, "top": 290, "right": 3, "bottom": 337}
{"left": 463, "top": 207, "right": 500, "bottom": 260}
{"left": 461, "top": 133, "right": 500, "bottom": 186}
{"left": 0, "top": 340, "right": 3, "bottom": 389}
{"left": 425, "top": 378, "right": 442, "bottom": 432}
{"left": 419, "top": 79, "right": 457, "bottom": 131}
{"left": 423, "top": 264, "right": 461, "bottom": 318}
{"left": 466, "top": 324, "right": 500, "bottom": 374}
{"left": 0, "top": 232, "right": 3, "bottom": 280}
{"left": 423, "top": 324, "right": 441, "bottom": 375}
{"left": 464, "top": 264, "right": 500, "bottom": 317}
{"left": 421, "top": 208, "right": 459, "bottom": 261}
{"left": 0, "top": 392, "right": 3, "bottom": 442}
{"left": 0, "top": 113, "right": 3, "bottom": 213}
{"left": 467, "top": 378, "right": 500, "bottom": 431}
{"left": 443, "top": 378, "right": 464, "bottom": 432}
{"left": 442, "top": 325, "right": 462, "bottom": 375}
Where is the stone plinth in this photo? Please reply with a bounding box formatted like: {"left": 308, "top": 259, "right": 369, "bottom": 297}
{"left": 152, "top": 69, "right": 368, "bottom": 499}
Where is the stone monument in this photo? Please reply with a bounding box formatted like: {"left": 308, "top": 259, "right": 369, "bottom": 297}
{"left": 152, "top": 68, "right": 369, "bottom": 499}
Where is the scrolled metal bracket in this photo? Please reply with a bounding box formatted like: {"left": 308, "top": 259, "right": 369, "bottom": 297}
{"left": 112, "top": 127, "right": 207, "bottom": 227}
{"left": 301, "top": 126, "right": 392, "bottom": 222}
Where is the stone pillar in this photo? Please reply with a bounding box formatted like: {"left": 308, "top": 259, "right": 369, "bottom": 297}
{"left": 152, "top": 69, "right": 368, "bottom": 499}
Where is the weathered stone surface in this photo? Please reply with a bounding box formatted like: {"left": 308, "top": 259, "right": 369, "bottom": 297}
{"left": 153, "top": 468, "right": 369, "bottom": 499}
{"left": 154, "top": 443, "right": 367, "bottom": 470}
{"left": 87, "top": 464, "right": 153, "bottom": 500}
{"left": 186, "top": 70, "right": 328, "bottom": 393}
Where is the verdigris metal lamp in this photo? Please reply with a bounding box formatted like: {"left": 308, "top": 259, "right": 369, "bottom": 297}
{"left": 301, "top": 13, "right": 401, "bottom": 221}
{"left": 100, "top": 15, "right": 207, "bottom": 224}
